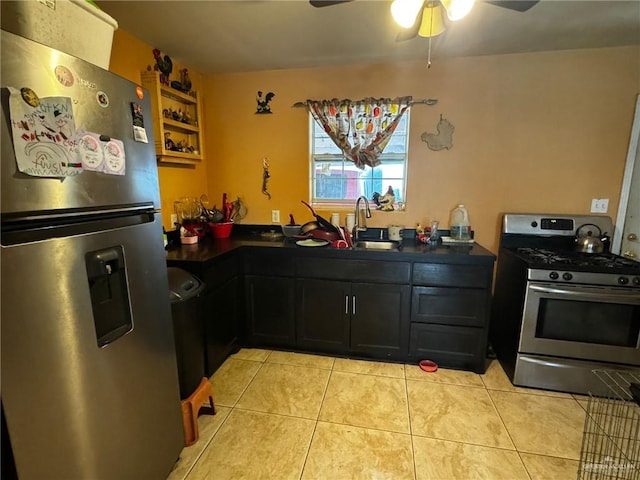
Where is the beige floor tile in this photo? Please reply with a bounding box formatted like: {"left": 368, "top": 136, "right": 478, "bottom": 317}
{"left": 167, "top": 406, "right": 231, "bottom": 480}
{"left": 187, "top": 409, "right": 314, "bottom": 480}
{"left": 333, "top": 357, "right": 405, "bottom": 378}
{"left": 209, "top": 358, "right": 262, "bottom": 407}
{"left": 481, "top": 360, "right": 572, "bottom": 398}
{"left": 319, "top": 371, "right": 410, "bottom": 433}
{"left": 302, "top": 421, "right": 414, "bottom": 480}
{"left": 405, "top": 364, "right": 484, "bottom": 387}
{"left": 235, "top": 362, "right": 330, "bottom": 419}
{"left": 413, "top": 436, "right": 529, "bottom": 480}
{"left": 230, "top": 348, "right": 271, "bottom": 362}
{"left": 265, "top": 350, "right": 335, "bottom": 369}
{"left": 489, "top": 390, "right": 585, "bottom": 459}
{"left": 407, "top": 380, "right": 514, "bottom": 449}
{"left": 519, "top": 453, "right": 580, "bottom": 480}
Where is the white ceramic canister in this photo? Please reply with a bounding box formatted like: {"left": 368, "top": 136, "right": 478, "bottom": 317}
{"left": 450, "top": 204, "right": 470, "bottom": 240}
{"left": 330, "top": 212, "right": 340, "bottom": 227}
{"left": 388, "top": 225, "right": 404, "bottom": 241}
{"left": 345, "top": 213, "right": 355, "bottom": 232}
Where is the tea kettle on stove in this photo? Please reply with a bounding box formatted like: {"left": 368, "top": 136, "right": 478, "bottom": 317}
{"left": 575, "top": 223, "right": 608, "bottom": 254}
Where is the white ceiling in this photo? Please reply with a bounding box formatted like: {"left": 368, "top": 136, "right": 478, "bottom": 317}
{"left": 98, "top": 0, "right": 640, "bottom": 74}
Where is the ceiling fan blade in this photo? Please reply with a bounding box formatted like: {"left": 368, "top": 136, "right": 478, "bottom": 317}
{"left": 309, "top": 0, "right": 353, "bottom": 7}
{"left": 395, "top": 6, "right": 425, "bottom": 42}
{"left": 486, "top": 0, "right": 540, "bottom": 12}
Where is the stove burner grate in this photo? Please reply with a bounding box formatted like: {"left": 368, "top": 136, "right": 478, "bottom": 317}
{"left": 514, "top": 248, "right": 640, "bottom": 270}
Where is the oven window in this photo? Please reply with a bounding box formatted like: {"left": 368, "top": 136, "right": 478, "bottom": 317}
{"left": 536, "top": 299, "right": 640, "bottom": 347}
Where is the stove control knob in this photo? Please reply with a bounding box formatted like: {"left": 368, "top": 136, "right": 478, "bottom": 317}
{"left": 549, "top": 272, "right": 559, "bottom": 280}
{"left": 562, "top": 272, "right": 573, "bottom": 281}
{"left": 531, "top": 221, "right": 538, "bottom": 228}
{"left": 618, "top": 276, "right": 629, "bottom": 285}
{"left": 633, "top": 277, "right": 640, "bottom": 286}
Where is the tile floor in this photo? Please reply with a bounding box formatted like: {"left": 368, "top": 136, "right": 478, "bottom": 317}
{"left": 167, "top": 349, "right": 588, "bottom": 480}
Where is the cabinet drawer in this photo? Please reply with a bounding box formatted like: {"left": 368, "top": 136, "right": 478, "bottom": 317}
{"left": 245, "top": 249, "right": 295, "bottom": 276}
{"left": 411, "top": 286, "right": 487, "bottom": 327}
{"left": 409, "top": 323, "right": 485, "bottom": 372}
{"left": 412, "top": 263, "right": 491, "bottom": 288}
{"left": 297, "top": 258, "right": 410, "bottom": 284}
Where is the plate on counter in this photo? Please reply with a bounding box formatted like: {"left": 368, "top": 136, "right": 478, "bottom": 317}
{"left": 441, "top": 236, "right": 475, "bottom": 245}
{"left": 296, "top": 239, "right": 330, "bottom": 247}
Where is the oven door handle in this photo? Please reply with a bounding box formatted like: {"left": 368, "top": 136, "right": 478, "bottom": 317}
{"left": 529, "top": 284, "right": 640, "bottom": 303}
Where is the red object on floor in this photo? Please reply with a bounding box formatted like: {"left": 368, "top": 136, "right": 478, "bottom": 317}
{"left": 419, "top": 359, "right": 438, "bottom": 372}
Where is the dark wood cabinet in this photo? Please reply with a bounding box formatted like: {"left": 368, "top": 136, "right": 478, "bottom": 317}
{"left": 295, "top": 258, "right": 411, "bottom": 360}
{"left": 167, "top": 239, "right": 496, "bottom": 373}
{"left": 350, "top": 282, "right": 410, "bottom": 360}
{"left": 296, "top": 279, "right": 409, "bottom": 359}
{"left": 244, "top": 248, "right": 296, "bottom": 348}
{"left": 296, "top": 278, "right": 350, "bottom": 352}
{"left": 409, "top": 262, "right": 493, "bottom": 373}
{"left": 205, "top": 276, "right": 240, "bottom": 374}
{"left": 245, "top": 275, "right": 296, "bottom": 347}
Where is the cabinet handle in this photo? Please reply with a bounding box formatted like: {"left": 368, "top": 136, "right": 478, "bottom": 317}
{"left": 352, "top": 295, "right": 356, "bottom": 315}
{"left": 345, "top": 295, "right": 349, "bottom": 314}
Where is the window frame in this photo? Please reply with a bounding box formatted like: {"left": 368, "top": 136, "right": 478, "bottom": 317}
{"left": 308, "top": 112, "right": 410, "bottom": 208}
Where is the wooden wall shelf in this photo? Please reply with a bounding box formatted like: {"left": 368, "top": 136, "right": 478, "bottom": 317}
{"left": 141, "top": 71, "right": 204, "bottom": 165}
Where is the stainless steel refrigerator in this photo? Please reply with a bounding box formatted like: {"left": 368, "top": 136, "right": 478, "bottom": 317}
{"left": 1, "top": 30, "right": 184, "bottom": 479}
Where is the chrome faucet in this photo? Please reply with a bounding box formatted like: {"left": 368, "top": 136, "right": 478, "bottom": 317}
{"left": 353, "top": 196, "right": 372, "bottom": 240}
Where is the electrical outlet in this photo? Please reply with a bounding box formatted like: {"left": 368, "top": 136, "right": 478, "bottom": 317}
{"left": 170, "top": 213, "right": 178, "bottom": 226}
{"left": 271, "top": 210, "right": 280, "bottom": 223}
{"left": 590, "top": 198, "right": 609, "bottom": 213}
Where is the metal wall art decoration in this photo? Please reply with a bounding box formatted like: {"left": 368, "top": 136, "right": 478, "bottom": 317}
{"left": 262, "top": 157, "right": 271, "bottom": 199}
{"left": 256, "top": 91, "right": 275, "bottom": 114}
{"left": 421, "top": 114, "right": 454, "bottom": 151}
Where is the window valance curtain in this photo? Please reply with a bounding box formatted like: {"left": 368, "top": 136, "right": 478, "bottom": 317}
{"left": 305, "top": 96, "right": 412, "bottom": 169}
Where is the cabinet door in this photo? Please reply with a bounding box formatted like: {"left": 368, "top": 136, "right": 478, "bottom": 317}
{"left": 409, "top": 323, "right": 486, "bottom": 373}
{"left": 350, "top": 283, "right": 410, "bottom": 360}
{"left": 204, "top": 276, "right": 240, "bottom": 376}
{"left": 296, "top": 279, "right": 350, "bottom": 353}
{"left": 245, "top": 275, "right": 295, "bottom": 347}
{"left": 411, "top": 286, "right": 487, "bottom": 327}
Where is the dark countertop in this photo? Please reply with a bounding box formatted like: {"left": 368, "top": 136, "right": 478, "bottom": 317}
{"left": 165, "top": 226, "right": 496, "bottom": 266}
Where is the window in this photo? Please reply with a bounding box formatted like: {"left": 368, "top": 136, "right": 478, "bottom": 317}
{"left": 309, "top": 112, "right": 409, "bottom": 206}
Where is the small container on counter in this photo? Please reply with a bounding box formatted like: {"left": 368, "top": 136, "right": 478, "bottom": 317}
{"left": 450, "top": 205, "right": 471, "bottom": 240}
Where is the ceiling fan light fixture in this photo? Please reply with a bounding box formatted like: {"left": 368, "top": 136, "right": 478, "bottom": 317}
{"left": 418, "top": 4, "right": 445, "bottom": 37}
{"left": 441, "top": 0, "right": 474, "bottom": 21}
{"left": 391, "top": 0, "right": 424, "bottom": 28}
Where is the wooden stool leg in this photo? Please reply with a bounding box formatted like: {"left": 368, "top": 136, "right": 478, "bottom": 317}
{"left": 180, "top": 378, "right": 216, "bottom": 446}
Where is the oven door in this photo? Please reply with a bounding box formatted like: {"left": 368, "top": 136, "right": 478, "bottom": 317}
{"left": 520, "top": 282, "right": 640, "bottom": 365}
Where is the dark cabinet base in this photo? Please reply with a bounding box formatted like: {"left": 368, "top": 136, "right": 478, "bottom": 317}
{"left": 409, "top": 323, "right": 487, "bottom": 373}
{"left": 245, "top": 275, "right": 296, "bottom": 348}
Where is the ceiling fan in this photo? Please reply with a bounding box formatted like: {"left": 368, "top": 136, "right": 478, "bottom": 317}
{"left": 310, "top": 0, "right": 540, "bottom": 41}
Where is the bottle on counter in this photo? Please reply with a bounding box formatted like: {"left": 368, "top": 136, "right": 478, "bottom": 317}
{"left": 450, "top": 204, "right": 470, "bottom": 240}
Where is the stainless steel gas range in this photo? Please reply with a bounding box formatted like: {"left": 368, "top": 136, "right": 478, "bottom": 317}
{"left": 490, "top": 213, "right": 640, "bottom": 396}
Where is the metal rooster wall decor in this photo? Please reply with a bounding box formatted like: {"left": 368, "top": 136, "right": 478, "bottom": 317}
{"left": 256, "top": 91, "right": 275, "bottom": 114}
{"left": 421, "top": 114, "right": 454, "bottom": 151}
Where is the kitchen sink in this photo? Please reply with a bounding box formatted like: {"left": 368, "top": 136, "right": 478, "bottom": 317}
{"left": 352, "top": 240, "right": 399, "bottom": 251}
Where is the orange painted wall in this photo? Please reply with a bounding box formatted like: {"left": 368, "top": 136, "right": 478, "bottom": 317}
{"left": 203, "top": 47, "right": 640, "bottom": 252}
{"left": 110, "top": 27, "right": 639, "bottom": 252}
{"left": 109, "top": 29, "right": 208, "bottom": 230}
